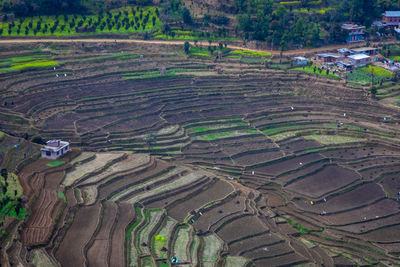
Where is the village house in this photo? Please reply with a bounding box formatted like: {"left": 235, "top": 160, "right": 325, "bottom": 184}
{"left": 292, "top": 56, "right": 308, "bottom": 66}
{"left": 347, "top": 54, "right": 371, "bottom": 67}
{"left": 382, "top": 11, "right": 400, "bottom": 27}
{"left": 341, "top": 24, "right": 365, "bottom": 43}
{"left": 41, "top": 140, "right": 70, "bottom": 159}
{"left": 316, "top": 53, "right": 342, "bottom": 64}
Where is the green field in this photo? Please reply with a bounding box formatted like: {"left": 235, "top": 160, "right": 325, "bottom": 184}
{"left": 293, "top": 65, "right": 340, "bottom": 79}
{"left": 347, "top": 65, "right": 393, "bottom": 84}
{"left": 0, "top": 6, "right": 161, "bottom": 37}
{"left": 0, "top": 54, "right": 57, "bottom": 72}
{"left": 46, "top": 160, "right": 65, "bottom": 167}
{"left": 304, "top": 135, "right": 366, "bottom": 145}
{"left": 230, "top": 49, "right": 271, "bottom": 57}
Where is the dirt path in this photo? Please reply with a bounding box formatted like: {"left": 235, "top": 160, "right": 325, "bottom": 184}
{"left": 0, "top": 38, "right": 398, "bottom": 56}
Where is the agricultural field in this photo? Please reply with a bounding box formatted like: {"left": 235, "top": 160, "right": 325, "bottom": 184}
{"left": 0, "top": 6, "right": 162, "bottom": 37}
{"left": 2, "top": 41, "right": 400, "bottom": 266}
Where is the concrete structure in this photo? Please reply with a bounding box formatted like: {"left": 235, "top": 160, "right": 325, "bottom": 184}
{"left": 341, "top": 24, "right": 365, "bottom": 43}
{"left": 382, "top": 11, "right": 400, "bottom": 26}
{"left": 316, "top": 53, "right": 342, "bottom": 64}
{"left": 351, "top": 47, "right": 378, "bottom": 56}
{"left": 41, "top": 140, "right": 70, "bottom": 159}
{"left": 292, "top": 56, "right": 308, "bottom": 66}
{"left": 347, "top": 54, "right": 371, "bottom": 67}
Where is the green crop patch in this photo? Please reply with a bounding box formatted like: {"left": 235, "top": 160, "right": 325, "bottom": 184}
{"left": 46, "top": 160, "right": 65, "bottom": 167}
{"left": 230, "top": 50, "right": 271, "bottom": 57}
{"left": 0, "top": 54, "right": 58, "bottom": 72}
{"left": 304, "top": 135, "right": 366, "bottom": 145}
{"left": 293, "top": 65, "right": 340, "bottom": 79}
{"left": 57, "top": 191, "right": 67, "bottom": 203}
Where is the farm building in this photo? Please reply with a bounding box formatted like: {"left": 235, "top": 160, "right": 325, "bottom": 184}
{"left": 382, "top": 11, "right": 400, "bottom": 26}
{"left": 347, "top": 54, "right": 371, "bottom": 67}
{"left": 41, "top": 140, "right": 70, "bottom": 159}
{"left": 341, "top": 24, "right": 365, "bottom": 43}
{"left": 351, "top": 47, "right": 378, "bottom": 56}
{"left": 292, "top": 56, "right": 307, "bottom": 66}
{"left": 316, "top": 53, "right": 342, "bottom": 64}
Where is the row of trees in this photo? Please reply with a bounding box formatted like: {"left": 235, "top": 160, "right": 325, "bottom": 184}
{"left": 233, "top": 0, "right": 400, "bottom": 48}
{"left": 1, "top": 7, "right": 159, "bottom": 35}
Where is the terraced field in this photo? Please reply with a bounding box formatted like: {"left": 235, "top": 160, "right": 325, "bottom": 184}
{"left": 2, "top": 41, "right": 400, "bottom": 266}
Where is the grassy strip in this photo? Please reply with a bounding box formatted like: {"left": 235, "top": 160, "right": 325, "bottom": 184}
{"left": 57, "top": 191, "right": 67, "bottom": 203}
{"left": 304, "top": 135, "right": 366, "bottom": 145}
{"left": 0, "top": 54, "right": 57, "bottom": 72}
{"left": 230, "top": 50, "right": 271, "bottom": 57}
{"left": 293, "top": 65, "right": 340, "bottom": 79}
{"left": 46, "top": 160, "right": 65, "bottom": 167}
{"left": 126, "top": 206, "right": 143, "bottom": 267}
{"left": 201, "top": 234, "right": 223, "bottom": 267}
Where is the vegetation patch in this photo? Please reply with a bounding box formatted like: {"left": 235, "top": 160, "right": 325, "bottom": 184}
{"left": 293, "top": 65, "right": 340, "bottom": 79}
{"left": 0, "top": 54, "right": 57, "bottom": 72}
{"left": 304, "top": 135, "right": 366, "bottom": 145}
{"left": 46, "top": 160, "right": 65, "bottom": 167}
{"left": 0, "top": 6, "right": 161, "bottom": 37}
{"left": 57, "top": 191, "right": 67, "bottom": 203}
{"left": 230, "top": 50, "right": 271, "bottom": 57}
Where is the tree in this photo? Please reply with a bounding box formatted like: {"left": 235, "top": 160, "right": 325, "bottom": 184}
{"left": 184, "top": 41, "right": 190, "bottom": 54}
{"left": 145, "top": 133, "right": 157, "bottom": 147}
{"left": 371, "top": 86, "right": 377, "bottom": 95}
{"left": 1, "top": 169, "right": 7, "bottom": 180}
{"left": 182, "top": 8, "right": 192, "bottom": 25}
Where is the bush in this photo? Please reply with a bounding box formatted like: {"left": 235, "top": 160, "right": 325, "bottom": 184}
{"left": 182, "top": 8, "right": 192, "bottom": 25}
{"left": 31, "top": 136, "right": 46, "bottom": 145}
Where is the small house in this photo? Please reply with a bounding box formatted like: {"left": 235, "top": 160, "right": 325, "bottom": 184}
{"left": 382, "top": 11, "right": 400, "bottom": 26}
{"left": 347, "top": 54, "right": 371, "bottom": 67}
{"left": 337, "top": 61, "right": 353, "bottom": 70}
{"left": 41, "top": 140, "right": 70, "bottom": 159}
{"left": 341, "top": 24, "right": 365, "bottom": 43}
{"left": 316, "top": 53, "right": 342, "bottom": 64}
{"left": 292, "top": 56, "right": 307, "bottom": 66}
{"left": 351, "top": 47, "right": 378, "bottom": 56}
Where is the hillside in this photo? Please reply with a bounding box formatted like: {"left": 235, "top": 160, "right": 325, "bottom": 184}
{"left": 1, "top": 40, "right": 400, "bottom": 266}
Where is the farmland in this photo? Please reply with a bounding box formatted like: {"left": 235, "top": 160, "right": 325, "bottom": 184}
{"left": 1, "top": 40, "right": 400, "bottom": 266}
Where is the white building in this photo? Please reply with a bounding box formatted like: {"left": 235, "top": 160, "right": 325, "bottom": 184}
{"left": 347, "top": 54, "right": 371, "bottom": 67}
{"left": 41, "top": 140, "right": 70, "bottom": 159}
{"left": 292, "top": 56, "right": 308, "bottom": 66}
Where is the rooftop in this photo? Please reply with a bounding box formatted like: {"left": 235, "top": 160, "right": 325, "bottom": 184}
{"left": 383, "top": 11, "right": 400, "bottom": 17}
{"left": 317, "top": 53, "right": 341, "bottom": 58}
{"left": 341, "top": 23, "right": 365, "bottom": 30}
{"left": 293, "top": 56, "right": 307, "bottom": 60}
{"left": 351, "top": 47, "right": 377, "bottom": 52}
{"left": 348, "top": 54, "right": 370, "bottom": 60}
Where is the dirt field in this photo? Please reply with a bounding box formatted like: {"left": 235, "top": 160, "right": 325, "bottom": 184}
{"left": 3, "top": 40, "right": 400, "bottom": 266}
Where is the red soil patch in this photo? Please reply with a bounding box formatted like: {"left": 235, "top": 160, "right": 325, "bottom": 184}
{"left": 216, "top": 215, "right": 268, "bottom": 243}
{"left": 55, "top": 204, "right": 101, "bottom": 267}
{"left": 285, "top": 165, "right": 360, "bottom": 198}
{"left": 109, "top": 203, "right": 135, "bottom": 267}
{"left": 293, "top": 183, "right": 386, "bottom": 213}
{"left": 87, "top": 201, "right": 118, "bottom": 267}
{"left": 167, "top": 179, "right": 234, "bottom": 221}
